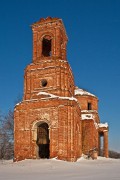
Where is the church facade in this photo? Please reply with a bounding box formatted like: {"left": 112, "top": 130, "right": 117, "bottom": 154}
{"left": 14, "top": 17, "right": 109, "bottom": 162}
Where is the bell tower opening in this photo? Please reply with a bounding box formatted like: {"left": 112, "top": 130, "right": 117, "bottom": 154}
{"left": 37, "top": 123, "right": 50, "bottom": 158}
{"left": 32, "top": 17, "right": 68, "bottom": 63}
{"left": 42, "top": 37, "right": 51, "bottom": 57}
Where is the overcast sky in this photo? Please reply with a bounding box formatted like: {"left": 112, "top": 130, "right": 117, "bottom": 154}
{"left": 0, "top": 0, "right": 120, "bottom": 152}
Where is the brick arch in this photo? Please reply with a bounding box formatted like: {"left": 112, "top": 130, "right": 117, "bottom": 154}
{"left": 32, "top": 119, "right": 50, "bottom": 129}
{"left": 39, "top": 32, "right": 54, "bottom": 58}
{"left": 40, "top": 32, "right": 54, "bottom": 40}
{"left": 31, "top": 120, "right": 50, "bottom": 141}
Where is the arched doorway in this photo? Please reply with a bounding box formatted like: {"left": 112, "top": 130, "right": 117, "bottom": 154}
{"left": 36, "top": 123, "right": 50, "bottom": 158}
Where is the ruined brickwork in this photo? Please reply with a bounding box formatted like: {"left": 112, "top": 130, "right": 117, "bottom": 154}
{"left": 14, "top": 17, "right": 109, "bottom": 162}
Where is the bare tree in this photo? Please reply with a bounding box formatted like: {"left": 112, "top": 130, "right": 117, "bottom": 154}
{"left": 0, "top": 95, "right": 22, "bottom": 160}
{"left": 0, "top": 110, "right": 14, "bottom": 159}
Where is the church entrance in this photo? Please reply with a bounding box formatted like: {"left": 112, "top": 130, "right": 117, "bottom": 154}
{"left": 37, "top": 123, "right": 50, "bottom": 158}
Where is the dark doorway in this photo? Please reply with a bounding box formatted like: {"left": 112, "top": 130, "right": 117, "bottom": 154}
{"left": 37, "top": 123, "right": 50, "bottom": 158}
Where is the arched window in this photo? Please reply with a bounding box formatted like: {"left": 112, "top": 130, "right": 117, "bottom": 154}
{"left": 42, "top": 36, "right": 52, "bottom": 57}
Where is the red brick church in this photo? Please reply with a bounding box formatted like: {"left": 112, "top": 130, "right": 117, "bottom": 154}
{"left": 14, "top": 17, "right": 109, "bottom": 162}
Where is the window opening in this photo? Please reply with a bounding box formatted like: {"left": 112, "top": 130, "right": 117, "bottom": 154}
{"left": 88, "top": 102, "right": 92, "bottom": 110}
{"left": 42, "top": 38, "right": 51, "bottom": 57}
{"left": 41, "top": 79, "right": 47, "bottom": 87}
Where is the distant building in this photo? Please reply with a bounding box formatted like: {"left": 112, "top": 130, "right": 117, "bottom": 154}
{"left": 14, "top": 17, "right": 109, "bottom": 162}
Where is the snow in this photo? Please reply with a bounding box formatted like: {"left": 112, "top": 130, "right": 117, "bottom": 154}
{"left": 81, "top": 113, "right": 98, "bottom": 129}
{"left": 15, "top": 99, "right": 38, "bottom": 107}
{"left": 98, "top": 123, "right": 108, "bottom": 128}
{"left": 15, "top": 92, "right": 79, "bottom": 109}
{"left": 75, "top": 87, "right": 96, "bottom": 97}
{"left": 0, "top": 157, "right": 120, "bottom": 180}
{"left": 37, "top": 91, "right": 56, "bottom": 98}
{"left": 37, "top": 91, "right": 78, "bottom": 102}
{"left": 81, "top": 114, "right": 94, "bottom": 120}
{"left": 59, "top": 60, "right": 67, "bottom": 62}
{"left": 58, "top": 96, "right": 77, "bottom": 101}
{"left": 15, "top": 102, "right": 21, "bottom": 106}
{"left": 81, "top": 110, "right": 98, "bottom": 113}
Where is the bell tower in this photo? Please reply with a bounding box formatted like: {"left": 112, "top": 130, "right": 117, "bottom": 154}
{"left": 32, "top": 17, "right": 67, "bottom": 62}
{"left": 14, "top": 17, "right": 108, "bottom": 162}
{"left": 24, "top": 17, "right": 75, "bottom": 100}
{"left": 14, "top": 17, "right": 82, "bottom": 162}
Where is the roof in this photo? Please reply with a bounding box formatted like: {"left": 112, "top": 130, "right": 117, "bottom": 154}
{"left": 74, "top": 87, "right": 97, "bottom": 98}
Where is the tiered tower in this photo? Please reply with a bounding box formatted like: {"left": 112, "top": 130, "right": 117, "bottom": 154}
{"left": 14, "top": 17, "right": 82, "bottom": 162}
{"left": 14, "top": 17, "right": 109, "bottom": 162}
{"left": 24, "top": 17, "right": 74, "bottom": 100}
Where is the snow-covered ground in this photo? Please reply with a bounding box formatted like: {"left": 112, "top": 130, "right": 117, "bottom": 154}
{"left": 0, "top": 157, "right": 120, "bottom": 180}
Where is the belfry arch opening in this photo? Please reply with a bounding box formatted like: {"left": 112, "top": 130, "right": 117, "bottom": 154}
{"left": 42, "top": 36, "right": 52, "bottom": 57}
{"left": 36, "top": 122, "right": 50, "bottom": 158}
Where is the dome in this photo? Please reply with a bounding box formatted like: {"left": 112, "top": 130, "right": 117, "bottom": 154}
{"left": 75, "top": 87, "right": 97, "bottom": 98}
